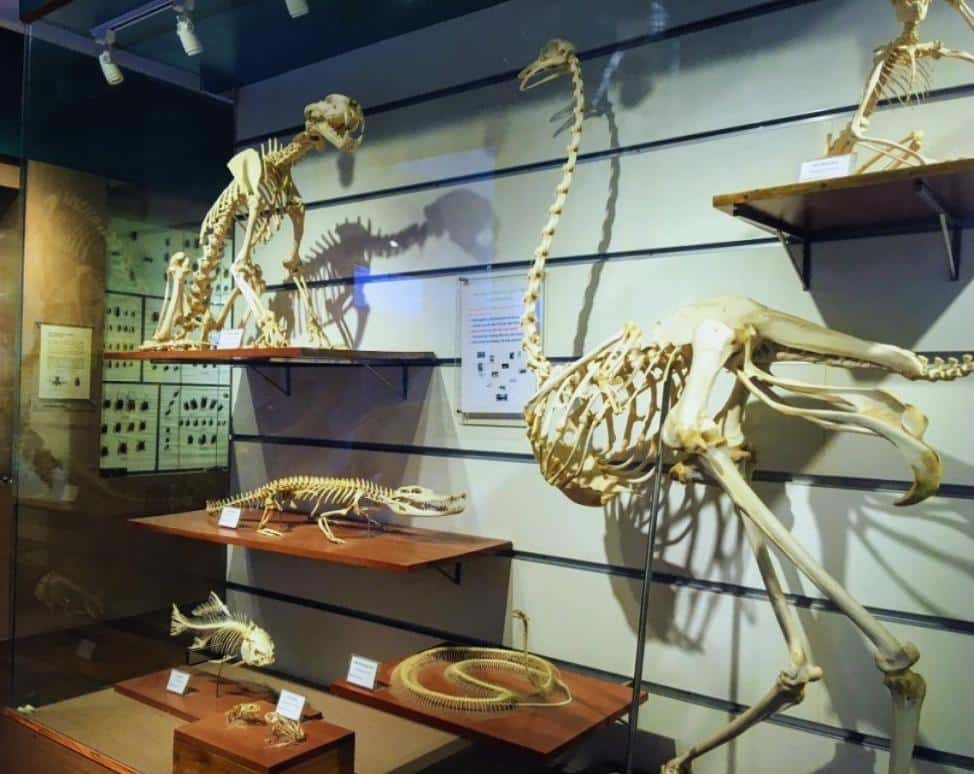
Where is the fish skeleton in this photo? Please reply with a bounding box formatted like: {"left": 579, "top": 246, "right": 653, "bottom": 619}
{"left": 170, "top": 591, "right": 275, "bottom": 667}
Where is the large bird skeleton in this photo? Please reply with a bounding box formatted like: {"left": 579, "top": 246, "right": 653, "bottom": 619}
{"left": 517, "top": 39, "right": 973, "bottom": 773}
{"left": 142, "top": 95, "right": 364, "bottom": 350}
{"left": 826, "top": 0, "right": 974, "bottom": 174}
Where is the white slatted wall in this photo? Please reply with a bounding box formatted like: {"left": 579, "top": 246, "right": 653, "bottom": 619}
{"left": 226, "top": 1, "right": 974, "bottom": 771}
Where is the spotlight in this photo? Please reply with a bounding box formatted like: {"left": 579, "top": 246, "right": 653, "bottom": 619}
{"left": 176, "top": 12, "right": 203, "bottom": 56}
{"left": 99, "top": 48, "right": 124, "bottom": 86}
{"left": 285, "top": 0, "right": 309, "bottom": 18}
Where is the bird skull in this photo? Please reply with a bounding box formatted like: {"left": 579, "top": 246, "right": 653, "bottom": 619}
{"left": 518, "top": 39, "right": 575, "bottom": 91}
{"left": 304, "top": 94, "right": 364, "bottom": 152}
{"left": 891, "top": 0, "right": 931, "bottom": 22}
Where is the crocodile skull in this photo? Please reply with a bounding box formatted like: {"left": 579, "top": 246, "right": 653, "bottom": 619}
{"left": 304, "top": 94, "right": 364, "bottom": 153}
{"left": 386, "top": 486, "right": 467, "bottom": 517}
{"left": 518, "top": 39, "right": 576, "bottom": 91}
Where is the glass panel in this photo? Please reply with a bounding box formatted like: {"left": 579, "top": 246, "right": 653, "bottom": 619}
{"left": 8, "top": 29, "right": 231, "bottom": 753}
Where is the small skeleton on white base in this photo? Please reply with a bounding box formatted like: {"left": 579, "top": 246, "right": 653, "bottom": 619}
{"left": 517, "top": 39, "right": 973, "bottom": 774}
{"left": 826, "top": 0, "right": 974, "bottom": 174}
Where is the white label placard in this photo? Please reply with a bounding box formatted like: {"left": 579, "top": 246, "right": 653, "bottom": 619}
{"left": 76, "top": 639, "right": 96, "bottom": 661}
{"left": 216, "top": 328, "right": 244, "bottom": 349}
{"left": 166, "top": 669, "right": 191, "bottom": 695}
{"left": 799, "top": 153, "right": 856, "bottom": 182}
{"left": 276, "top": 689, "right": 307, "bottom": 721}
{"left": 346, "top": 654, "right": 380, "bottom": 690}
{"left": 459, "top": 273, "right": 538, "bottom": 416}
{"left": 217, "top": 506, "right": 242, "bottom": 528}
{"left": 38, "top": 323, "right": 93, "bottom": 400}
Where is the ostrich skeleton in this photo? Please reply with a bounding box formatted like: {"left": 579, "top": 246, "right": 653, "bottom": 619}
{"left": 826, "top": 0, "right": 974, "bottom": 174}
{"left": 517, "top": 39, "right": 973, "bottom": 774}
{"left": 142, "top": 95, "right": 364, "bottom": 350}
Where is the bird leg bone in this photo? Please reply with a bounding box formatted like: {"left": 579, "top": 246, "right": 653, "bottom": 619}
{"left": 946, "top": 0, "right": 974, "bottom": 30}
{"left": 658, "top": 316, "right": 925, "bottom": 773}
{"left": 701, "top": 445, "right": 925, "bottom": 774}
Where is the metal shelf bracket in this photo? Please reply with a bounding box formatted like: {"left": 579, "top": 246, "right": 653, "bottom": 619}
{"left": 432, "top": 562, "right": 462, "bottom": 585}
{"left": 914, "top": 179, "right": 962, "bottom": 281}
{"left": 733, "top": 203, "right": 811, "bottom": 290}
{"left": 248, "top": 364, "right": 292, "bottom": 396}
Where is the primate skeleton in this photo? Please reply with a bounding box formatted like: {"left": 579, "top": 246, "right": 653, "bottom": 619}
{"left": 518, "top": 38, "right": 972, "bottom": 773}
{"left": 143, "top": 95, "right": 364, "bottom": 350}
{"left": 826, "top": 0, "right": 974, "bottom": 174}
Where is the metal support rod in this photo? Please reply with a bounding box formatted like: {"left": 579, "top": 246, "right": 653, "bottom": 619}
{"left": 248, "top": 364, "right": 291, "bottom": 396}
{"left": 623, "top": 376, "right": 672, "bottom": 774}
{"left": 914, "top": 179, "right": 962, "bottom": 281}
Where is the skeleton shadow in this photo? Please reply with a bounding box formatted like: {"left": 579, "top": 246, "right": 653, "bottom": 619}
{"left": 266, "top": 188, "right": 494, "bottom": 348}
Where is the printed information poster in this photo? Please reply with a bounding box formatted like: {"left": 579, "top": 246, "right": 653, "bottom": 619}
{"left": 38, "top": 323, "right": 93, "bottom": 401}
{"left": 459, "top": 273, "right": 538, "bottom": 416}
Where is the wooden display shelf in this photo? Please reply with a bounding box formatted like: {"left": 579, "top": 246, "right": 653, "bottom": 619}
{"left": 713, "top": 158, "right": 974, "bottom": 286}
{"left": 130, "top": 509, "right": 512, "bottom": 573}
{"left": 330, "top": 657, "right": 645, "bottom": 760}
{"left": 104, "top": 347, "right": 437, "bottom": 366}
{"left": 115, "top": 668, "right": 322, "bottom": 723}
{"left": 174, "top": 700, "right": 354, "bottom": 774}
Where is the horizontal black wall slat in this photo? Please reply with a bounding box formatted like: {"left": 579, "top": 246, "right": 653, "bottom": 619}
{"left": 226, "top": 580, "right": 974, "bottom": 769}
{"left": 236, "top": 0, "right": 829, "bottom": 147}
{"left": 231, "top": 432, "right": 974, "bottom": 499}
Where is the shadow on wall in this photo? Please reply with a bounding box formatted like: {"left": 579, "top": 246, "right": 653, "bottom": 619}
{"left": 266, "top": 188, "right": 495, "bottom": 348}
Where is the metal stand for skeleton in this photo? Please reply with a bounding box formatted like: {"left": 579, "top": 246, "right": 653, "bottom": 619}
{"left": 623, "top": 377, "right": 672, "bottom": 774}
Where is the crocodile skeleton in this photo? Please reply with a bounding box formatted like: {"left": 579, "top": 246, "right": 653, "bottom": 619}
{"left": 143, "top": 94, "right": 364, "bottom": 350}
{"left": 206, "top": 476, "right": 467, "bottom": 543}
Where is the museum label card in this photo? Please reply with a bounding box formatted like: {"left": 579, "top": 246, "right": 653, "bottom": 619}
{"left": 166, "top": 669, "right": 191, "bottom": 695}
{"left": 216, "top": 328, "right": 244, "bottom": 349}
{"left": 218, "top": 506, "right": 242, "bottom": 528}
{"left": 38, "top": 323, "right": 93, "bottom": 400}
{"left": 76, "top": 639, "right": 96, "bottom": 661}
{"left": 276, "top": 689, "right": 307, "bottom": 721}
{"left": 346, "top": 654, "right": 380, "bottom": 690}
{"left": 799, "top": 154, "right": 856, "bottom": 182}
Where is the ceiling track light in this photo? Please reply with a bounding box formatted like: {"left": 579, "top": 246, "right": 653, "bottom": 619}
{"left": 285, "top": 0, "right": 309, "bottom": 18}
{"left": 173, "top": 1, "right": 203, "bottom": 56}
{"left": 96, "top": 31, "right": 124, "bottom": 86}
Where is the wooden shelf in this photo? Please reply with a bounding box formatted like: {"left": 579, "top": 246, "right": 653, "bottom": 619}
{"left": 331, "top": 656, "right": 645, "bottom": 760}
{"left": 130, "top": 509, "right": 511, "bottom": 573}
{"left": 105, "top": 347, "right": 437, "bottom": 367}
{"left": 713, "top": 158, "right": 974, "bottom": 286}
{"left": 115, "top": 668, "right": 323, "bottom": 723}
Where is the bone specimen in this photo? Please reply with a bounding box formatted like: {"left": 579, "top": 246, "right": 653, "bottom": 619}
{"left": 264, "top": 712, "right": 307, "bottom": 748}
{"left": 390, "top": 610, "right": 572, "bottom": 712}
{"left": 207, "top": 476, "right": 467, "bottom": 543}
{"left": 170, "top": 591, "right": 276, "bottom": 667}
{"left": 225, "top": 703, "right": 306, "bottom": 748}
{"left": 226, "top": 702, "right": 264, "bottom": 727}
{"left": 34, "top": 570, "right": 104, "bottom": 620}
{"left": 826, "top": 0, "right": 974, "bottom": 174}
{"left": 517, "top": 39, "right": 973, "bottom": 774}
{"left": 143, "top": 95, "right": 365, "bottom": 350}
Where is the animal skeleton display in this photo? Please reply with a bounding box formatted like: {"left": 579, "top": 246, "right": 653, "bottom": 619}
{"left": 226, "top": 703, "right": 307, "bottom": 748}
{"left": 826, "top": 0, "right": 974, "bottom": 174}
{"left": 517, "top": 39, "right": 973, "bottom": 774}
{"left": 207, "top": 476, "right": 467, "bottom": 543}
{"left": 143, "top": 95, "right": 364, "bottom": 350}
{"left": 171, "top": 591, "right": 276, "bottom": 667}
{"left": 390, "top": 610, "right": 572, "bottom": 712}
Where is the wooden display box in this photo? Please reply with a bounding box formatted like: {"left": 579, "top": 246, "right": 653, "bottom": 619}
{"left": 174, "top": 701, "right": 354, "bottom": 774}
